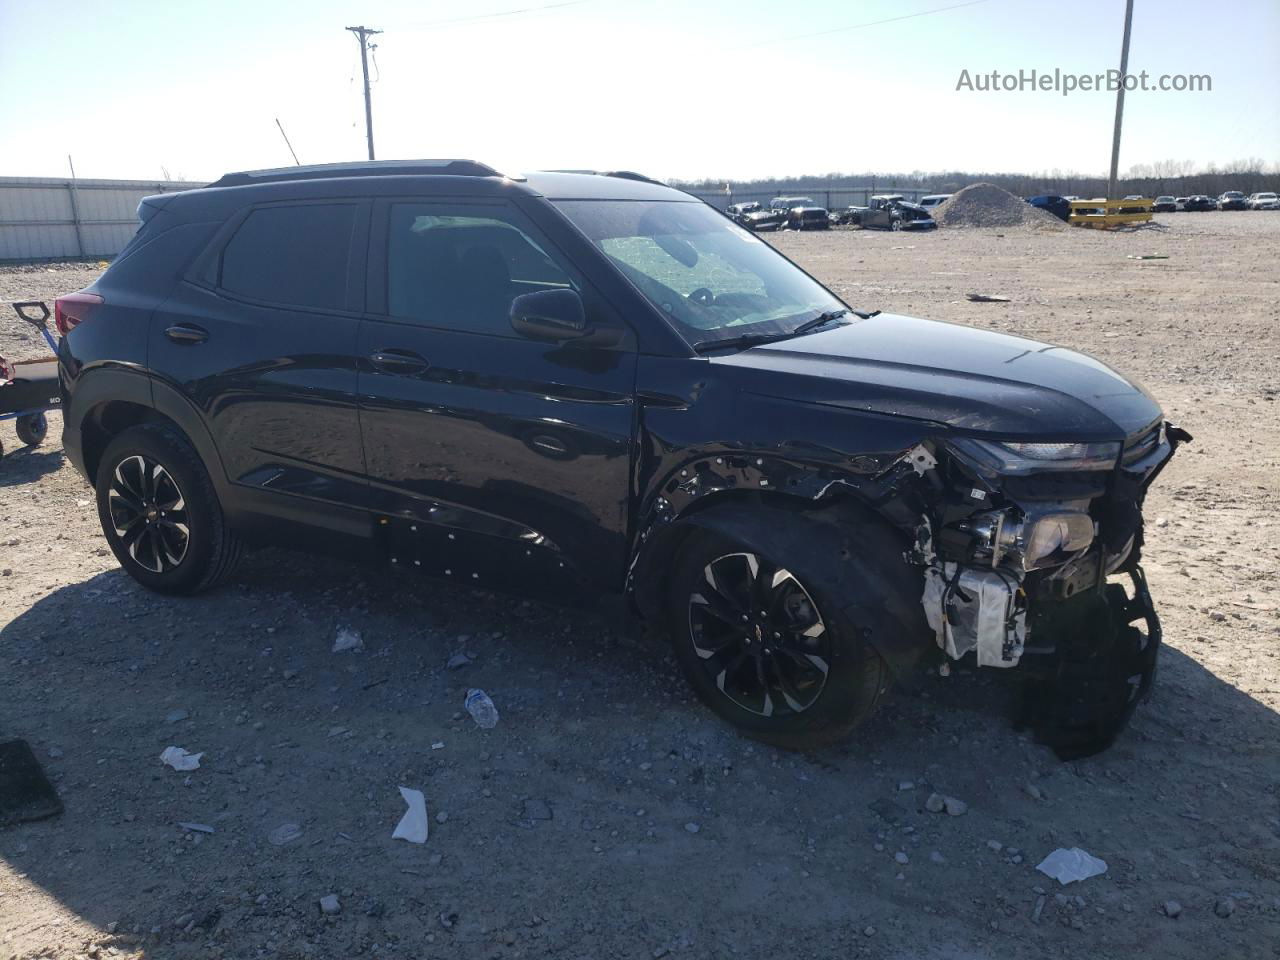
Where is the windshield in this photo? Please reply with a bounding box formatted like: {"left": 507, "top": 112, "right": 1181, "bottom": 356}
{"left": 553, "top": 200, "right": 846, "bottom": 347}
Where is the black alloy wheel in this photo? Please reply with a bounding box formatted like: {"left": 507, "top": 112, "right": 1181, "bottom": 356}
{"left": 687, "top": 551, "right": 832, "bottom": 718}
{"left": 107, "top": 454, "right": 191, "bottom": 574}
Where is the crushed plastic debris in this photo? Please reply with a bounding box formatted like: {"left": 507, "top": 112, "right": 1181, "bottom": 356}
{"left": 392, "top": 786, "right": 428, "bottom": 844}
{"left": 965, "top": 293, "right": 1012, "bottom": 303}
{"left": 332, "top": 627, "right": 364, "bottom": 653}
{"left": 1036, "top": 847, "right": 1108, "bottom": 885}
{"left": 268, "top": 822, "right": 303, "bottom": 846}
{"left": 159, "top": 746, "right": 203, "bottom": 771}
{"left": 465, "top": 689, "right": 499, "bottom": 729}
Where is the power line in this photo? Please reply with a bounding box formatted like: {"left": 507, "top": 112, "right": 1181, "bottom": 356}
{"left": 397, "top": 0, "right": 591, "bottom": 30}
{"left": 741, "top": 0, "right": 991, "bottom": 48}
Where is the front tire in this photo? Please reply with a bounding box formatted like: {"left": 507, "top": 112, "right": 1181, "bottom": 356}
{"left": 666, "top": 530, "right": 889, "bottom": 748}
{"left": 95, "top": 423, "right": 242, "bottom": 594}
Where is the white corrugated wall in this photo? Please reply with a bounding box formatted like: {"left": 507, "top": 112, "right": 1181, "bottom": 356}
{"left": 0, "top": 177, "right": 207, "bottom": 261}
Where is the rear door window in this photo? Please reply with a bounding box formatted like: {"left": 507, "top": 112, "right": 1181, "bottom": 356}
{"left": 220, "top": 203, "right": 358, "bottom": 311}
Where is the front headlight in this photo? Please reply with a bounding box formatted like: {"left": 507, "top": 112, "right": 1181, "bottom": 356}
{"left": 949, "top": 438, "right": 1121, "bottom": 476}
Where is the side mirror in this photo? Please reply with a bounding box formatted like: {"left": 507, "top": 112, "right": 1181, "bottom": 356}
{"left": 510, "top": 288, "right": 588, "bottom": 342}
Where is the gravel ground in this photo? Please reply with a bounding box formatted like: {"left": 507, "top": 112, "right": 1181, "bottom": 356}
{"left": 2, "top": 212, "right": 1279, "bottom": 960}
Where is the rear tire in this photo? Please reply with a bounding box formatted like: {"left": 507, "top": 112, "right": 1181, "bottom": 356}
{"left": 665, "top": 528, "right": 889, "bottom": 749}
{"left": 95, "top": 423, "right": 243, "bottom": 594}
{"left": 15, "top": 412, "right": 47, "bottom": 446}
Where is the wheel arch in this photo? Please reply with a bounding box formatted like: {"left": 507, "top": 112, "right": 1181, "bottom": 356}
{"left": 74, "top": 372, "right": 227, "bottom": 492}
{"left": 630, "top": 491, "right": 932, "bottom": 680}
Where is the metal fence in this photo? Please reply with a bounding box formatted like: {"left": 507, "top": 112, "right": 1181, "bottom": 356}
{"left": 684, "top": 186, "right": 941, "bottom": 212}
{"left": 0, "top": 177, "right": 204, "bottom": 262}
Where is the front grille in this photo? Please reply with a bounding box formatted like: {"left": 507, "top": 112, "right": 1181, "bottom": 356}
{"left": 1121, "top": 422, "right": 1162, "bottom": 466}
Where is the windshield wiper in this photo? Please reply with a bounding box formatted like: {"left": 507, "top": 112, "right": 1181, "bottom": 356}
{"left": 789, "top": 308, "right": 849, "bottom": 335}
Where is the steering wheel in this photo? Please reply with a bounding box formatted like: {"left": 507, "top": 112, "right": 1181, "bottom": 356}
{"left": 688, "top": 287, "right": 716, "bottom": 306}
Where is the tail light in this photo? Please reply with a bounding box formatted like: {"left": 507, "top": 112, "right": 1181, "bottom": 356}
{"left": 54, "top": 291, "right": 104, "bottom": 335}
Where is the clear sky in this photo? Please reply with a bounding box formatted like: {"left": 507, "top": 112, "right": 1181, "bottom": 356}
{"left": 1, "top": 0, "right": 1276, "bottom": 184}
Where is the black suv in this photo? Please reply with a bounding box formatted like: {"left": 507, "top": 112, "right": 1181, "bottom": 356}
{"left": 58, "top": 160, "right": 1186, "bottom": 756}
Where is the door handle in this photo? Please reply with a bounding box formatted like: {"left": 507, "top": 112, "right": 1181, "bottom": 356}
{"left": 165, "top": 323, "right": 209, "bottom": 344}
{"left": 369, "top": 349, "right": 429, "bottom": 375}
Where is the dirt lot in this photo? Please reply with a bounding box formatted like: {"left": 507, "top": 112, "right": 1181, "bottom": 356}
{"left": 2, "top": 212, "right": 1279, "bottom": 960}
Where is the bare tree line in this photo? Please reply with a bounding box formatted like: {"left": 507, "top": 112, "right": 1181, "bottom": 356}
{"left": 675, "top": 159, "right": 1279, "bottom": 199}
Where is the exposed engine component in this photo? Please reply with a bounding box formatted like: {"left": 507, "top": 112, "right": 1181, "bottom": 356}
{"left": 922, "top": 562, "right": 1027, "bottom": 668}
{"left": 947, "top": 501, "right": 1095, "bottom": 571}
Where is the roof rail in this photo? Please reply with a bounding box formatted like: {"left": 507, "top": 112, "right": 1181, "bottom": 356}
{"left": 541, "top": 169, "right": 666, "bottom": 187}
{"left": 602, "top": 170, "right": 665, "bottom": 186}
{"left": 208, "top": 159, "right": 502, "bottom": 189}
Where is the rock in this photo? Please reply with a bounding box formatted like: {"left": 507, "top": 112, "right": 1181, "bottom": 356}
{"left": 1163, "top": 900, "right": 1182, "bottom": 918}
{"left": 319, "top": 895, "right": 341, "bottom": 916}
{"left": 930, "top": 851, "right": 947, "bottom": 864}
{"left": 439, "top": 910, "right": 458, "bottom": 930}
{"left": 925, "top": 792, "right": 946, "bottom": 813}
{"left": 446, "top": 653, "right": 473, "bottom": 670}
{"left": 436, "top": 811, "right": 449, "bottom": 824}
{"left": 522, "top": 799, "right": 553, "bottom": 821}
{"left": 164, "top": 709, "right": 189, "bottom": 725}
{"left": 897, "top": 781, "right": 914, "bottom": 791}
{"left": 1024, "top": 783, "right": 1043, "bottom": 801}
{"left": 364, "top": 899, "right": 385, "bottom": 918}
{"left": 684, "top": 822, "right": 701, "bottom": 834}
{"left": 863, "top": 925, "right": 876, "bottom": 936}
{"left": 47, "top": 746, "right": 63, "bottom": 759}
{"left": 894, "top": 851, "right": 910, "bottom": 865}
{"left": 1214, "top": 898, "right": 1235, "bottom": 918}
{"left": 944, "top": 796, "right": 968, "bottom": 816}
{"left": 987, "top": 840, "right": 1004, "bottom": 852}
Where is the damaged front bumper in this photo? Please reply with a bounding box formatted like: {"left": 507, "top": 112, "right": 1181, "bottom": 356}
{"left": 907, "top": 420, "right": 1187, "bottom": 757}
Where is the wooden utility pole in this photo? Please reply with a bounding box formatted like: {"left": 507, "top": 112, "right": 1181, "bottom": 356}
{"left": 1106, "top": 0, "right": 1135, "bottom": 200}
{"left": 346, "top": 25, "right": 382, "bottom": 161}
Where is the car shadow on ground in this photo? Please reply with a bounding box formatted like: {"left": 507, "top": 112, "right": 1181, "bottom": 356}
{"left": 2, "top": 553, "right": 1279, "bottom": 957}
{"left": 0, "top": 444, "right": 63, "bottom": 487}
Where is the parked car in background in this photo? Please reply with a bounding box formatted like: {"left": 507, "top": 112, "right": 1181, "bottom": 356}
{"left": 1184, "top": 195, "right": 1216, "bottom": 211}
{"left": 1118, "top": 197, "right": 1150, "bottom": 214}
{"left": 1151, "top": 196, "right": 1177, "bottom": 213}
{"left": 56, "top": 159, "right": 1185, "bottom": 756}
{"left": 918, "top": 194, "right": 952, "bottom": 209}
{"left": 1217, "top": 191, "right": 1248, "bottom": 211}
{"left": 769, "top": 196, "right": 816, "bottom": 213}
{"left": 1174, "top": 197, "right": 1190, "bottom": 210}
{"left": 830, "top": 205, "right": 868, "bottom": 226}
{"left": 730, "top": 202, "right": 786, "bottom": 232}
{"left": 785, "top": 204, "right": 831, "bottom": 230}
{"left": 1247, "top": 191, "right": 1279, "bottom": 210}
{"left": 1026, "top": 195, "right": 1073, "bottom": 222}
{"left": 860, "top": 195, "right": 936, "bottom": 231}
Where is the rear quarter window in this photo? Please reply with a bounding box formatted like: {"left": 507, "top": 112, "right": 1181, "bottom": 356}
{"left": 220, "top": 204, "right": 357, "bottom": 311}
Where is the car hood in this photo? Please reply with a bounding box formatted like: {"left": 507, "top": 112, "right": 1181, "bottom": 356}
{"left": 712, "top": 313, "right": 1161, "bottom": 439}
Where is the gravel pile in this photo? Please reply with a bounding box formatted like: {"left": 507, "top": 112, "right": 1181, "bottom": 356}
{"left": 932, "top": 182, "right": 1066, "bottom": 231}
